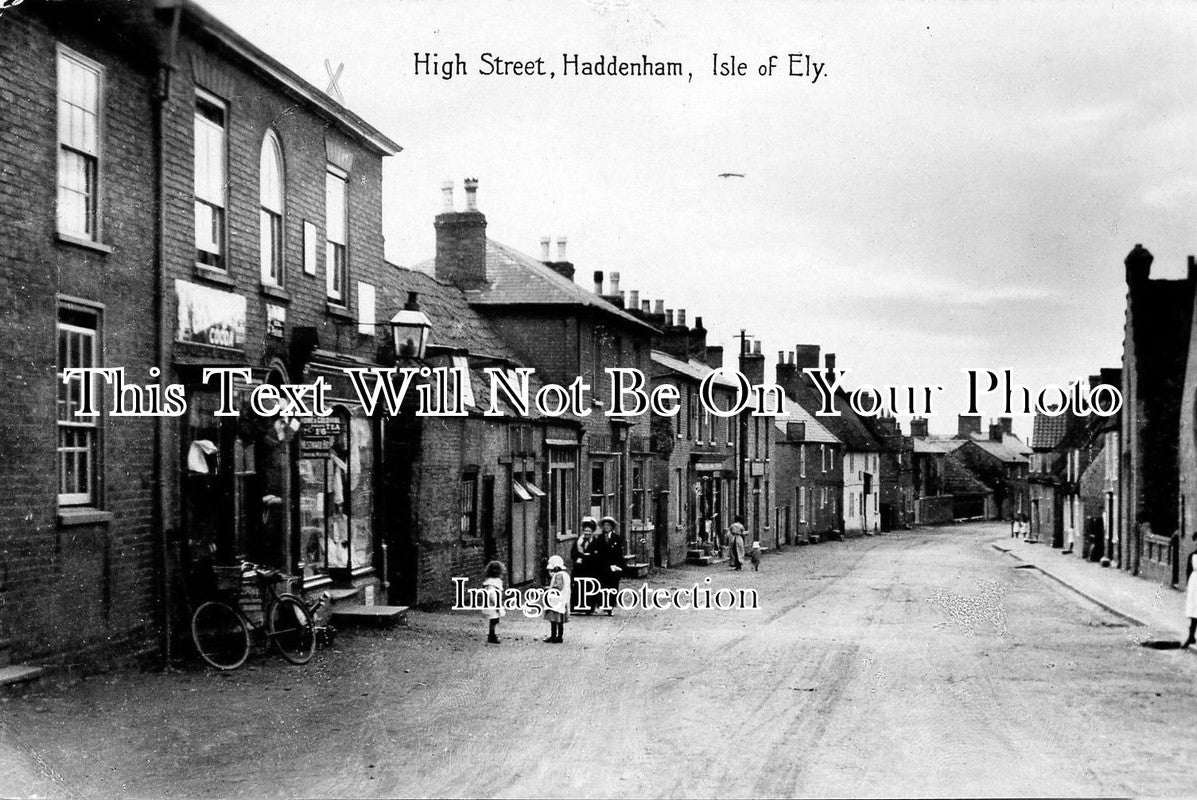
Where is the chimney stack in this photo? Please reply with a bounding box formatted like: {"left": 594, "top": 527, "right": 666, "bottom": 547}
{"left": 909, "top": 417, "right": 929, "bottom": 438}
{"left": 794, "top": 344, "right": 821, "bottom": 370}
{"left": 998, "top": 416, "right": 1013, "bottom": 435}
{"left": 435, "top": 178, "right": 488, "bottom": 289}
{"left": 824, "top": 352, "right": 836, "bottom": 383}
{"left": 1125, "top": 243, "right": 1153, "bottom": 286}
{"left": 957, "top": 414, "right": 982, "bottom": 439}
{"left": 705, "top": 345, "right": 724, "bottom": 370}
{"left": 989, "top": 421, "right": 1004, "bottom": 442}
{"left": 593, "top": 271, "right": 604, "bottom": 295}
{"left": 739, "top": 335, "right": 765, "bottom": 386}
{"left": 542, "top": 236, "right": 574, "bottom": 280}
{"left": 463, "top": 178, "right": 479, "bottom": 211}
{"left": 540, "top": 237, "right": 551, "bottom": 262}
{"left": 776, "top": 351, "right": 800, "bottom": 398}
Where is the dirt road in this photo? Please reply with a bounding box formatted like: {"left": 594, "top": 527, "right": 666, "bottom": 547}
{"left": 4, "top": 522, "right": 1196, "bottom": 798}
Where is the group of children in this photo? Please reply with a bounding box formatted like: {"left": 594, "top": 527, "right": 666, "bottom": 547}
{"left": 480, "top": 555, "right": 571, "bottom": 645}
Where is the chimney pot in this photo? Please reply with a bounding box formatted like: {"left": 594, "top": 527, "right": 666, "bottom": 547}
{"left": 557, "top": 237, "right": 568, "bottom": 263}
{"left": 641, "top": 299, "right": 651, "bottom": 313}
{"left": 654, "top": 299, "right": 664, "bottom": 315}
{"left": 825, "top": 352, "right": 836, "bottom": 371}
{"left": 677, "top": 309, "right": 686, "bottom": 327}
{"left": 629, "top": 290, "right": 640, "bottom": 309}
{"left": 778, "top": 350, "right": 786, "bottom": 363}
{"left": 665, "top": 309, "right": 674, "bottom": 326}
{"left": 540, "top": 237, "right": 551, "bottom": 262}
{"left": 610, "top": 272, "right": 621, "bottom": 296}
{"left": 593, "top": 271, "right": 604, "bottom": 295}
{"left": 441, "top": 180, "right": 454, "bottom": 212}
{"left": 463, "top": 178, "right": 479, "bottom": 211}
{"left": 694, "top": 315, "right": 704, "bottom": 330}
{"left": 788, "top": 352, "right": 795, "bottom": 365}
{"left": 753, "top": 341, "right": 762, "bottom": 355}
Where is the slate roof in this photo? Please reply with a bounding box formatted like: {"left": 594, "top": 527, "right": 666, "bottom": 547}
{"left": 650, "top": 350, "right": 739, "bottom": 387}
{"left": 786, "top": 385, "right": 880, "bottom": 452}
{"left": 414, "top": 240, "right": 657, "bottom": 334}
{"left": 1030, "top": 413, "right": 1068, "bottom": 450}
{"left": 942, "top": 453, "right": 994, "bottom": 495}
{"left": 773, "top": 400, "right": 841, "bottom": 445}
{"left": 965, "top": 438, "right": 1029, "bottom": 465}
{"left": 913, "top": 437, "right": 954, "bottom": 454}
{"left": 381, "top": 264, "right": 560, "bottom": 420}
{"left": 383, "top": 265, "right": 525, "bottom": 360}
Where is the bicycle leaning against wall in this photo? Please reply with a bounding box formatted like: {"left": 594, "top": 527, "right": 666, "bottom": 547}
{"left": 190, "top": 562, "right": 329, "bottom": 670}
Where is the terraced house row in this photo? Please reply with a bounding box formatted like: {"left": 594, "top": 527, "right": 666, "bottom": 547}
{"left": 0, "top": 0, "right": 1025, "bottom": 677}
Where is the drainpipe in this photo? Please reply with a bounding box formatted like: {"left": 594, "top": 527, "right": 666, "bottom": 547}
{"left": 154, "top": 1, "right": 183, "bottom": 668}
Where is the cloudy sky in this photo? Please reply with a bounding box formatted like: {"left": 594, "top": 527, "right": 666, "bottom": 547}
{"left": 201, "top": 0, "right": 1197, "bottom": 435}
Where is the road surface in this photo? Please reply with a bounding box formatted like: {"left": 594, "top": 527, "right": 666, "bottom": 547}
{"left": 3, "top": 522, "right": 1195, "bottom": 798}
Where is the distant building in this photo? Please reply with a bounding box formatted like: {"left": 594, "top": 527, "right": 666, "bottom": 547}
{"left": 772, "top": 349, "right": 844, "bottom": 543}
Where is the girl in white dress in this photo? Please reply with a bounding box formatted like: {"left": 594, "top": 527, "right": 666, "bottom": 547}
{"left": 1184, "top": 550, "right": 1197, "bottom": 648}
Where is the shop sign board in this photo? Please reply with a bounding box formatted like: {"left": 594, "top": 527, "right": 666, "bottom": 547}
{"left": 298, "top": 416, "right": 343, "bottom": 459}
{"left": 175, "top": 279, "right": 247, "bottom": 349}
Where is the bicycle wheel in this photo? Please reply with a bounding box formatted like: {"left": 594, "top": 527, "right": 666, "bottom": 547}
{"left": 191, "top": 600, "right": 251, "bottom": 670}
{"left": 268, "top": 595, "right": 316, "bottom": 665}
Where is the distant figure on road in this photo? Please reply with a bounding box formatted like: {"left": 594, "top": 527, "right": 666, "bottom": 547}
{"left": 1183, "top": 550, "right": 1197, "bottom": 648}
{"left": 543, "top": 554, "right": 570, "bottom": 644}
{"left": 729, "top": 516, "right": 747, "bottom": 571}
{"left": 481, "top": 560, "right": 506, "bottom": 645}
{"left": 749, "top": 540, "right": 761, "bottom": 571}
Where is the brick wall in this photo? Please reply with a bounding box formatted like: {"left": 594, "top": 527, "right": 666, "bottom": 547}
{"left": 0, "top": 11, "right": 160, "bottom": 665}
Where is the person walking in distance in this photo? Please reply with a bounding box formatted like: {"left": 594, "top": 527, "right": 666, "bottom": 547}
{"left": 728, "top": 516, "right": 747, "bottom": 570}
{"left": 543, "top": 554, "right": 570, "bottom": 643}
{"left": 1183, "top": 547, "right": 1197, "bottom": 648}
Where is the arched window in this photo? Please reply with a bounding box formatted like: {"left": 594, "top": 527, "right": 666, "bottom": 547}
{"left": 259, "top": 130, "right": 284, "bottom": 285}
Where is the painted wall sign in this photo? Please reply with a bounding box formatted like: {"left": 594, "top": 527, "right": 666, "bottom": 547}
{"left": 175, "top": 279, "right": 246, "bottom": 349}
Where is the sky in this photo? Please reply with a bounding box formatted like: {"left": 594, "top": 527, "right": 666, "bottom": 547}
{"left": 199, "top": 0, "right": 1197, "bottom": 436}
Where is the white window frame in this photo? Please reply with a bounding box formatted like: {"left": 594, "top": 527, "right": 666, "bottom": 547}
{"left": 56, "top": 46, "right": 104, "bottom": 241}
{"left": 57, "top": 303, "right": 100, "bottom": 506}
{"left": 259, "top": 129, "right": 285, "bottom": 286}
{"left": 325, "top": 165, "right": 349, "bottom": 302}
{"left": 194, "top": 88, "right": 228, "bottom": 268}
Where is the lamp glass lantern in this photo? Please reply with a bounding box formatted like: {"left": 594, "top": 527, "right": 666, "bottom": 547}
{"left": 391, "top": 291, "right": 432, "bottom": 359}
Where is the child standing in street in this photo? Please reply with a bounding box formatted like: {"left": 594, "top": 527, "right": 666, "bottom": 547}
{"left": 749, "top": 541, "right": 762, "bottom": 571}
{"left": 543, "top": 554, "right": 570, "bottom": 643}
{"left": 481, "top": 560, "right": 505, "bottom": 644}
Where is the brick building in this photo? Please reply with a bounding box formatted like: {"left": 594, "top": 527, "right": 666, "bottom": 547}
{"left": 952, "top": 421, "right": 1030, "bottom": 521}
{"left": 737, "top": 340, "right": 779, "bottom": 547}
{"left": 418, "top": 183, "right": 659, "bottom": 581}
{"left": 0, "top": 0, "right": 399, "bottom": 667}
{"left": 772, "top": 349, "right": 843, "bottom": 543}
{"left": 1119, "top": 244, "right": 1194, "bottom": 583}
{"left": 646, "top": 315, "right": 737, "bottom": 567}
{"left": 784, "top": 345, "right": 879, "bottom": 538}
{"left": 379, "top": 264, "right": 580, "bottom": 605}
{"left": 862, "top": 415, "right": 915, "bottom": 531}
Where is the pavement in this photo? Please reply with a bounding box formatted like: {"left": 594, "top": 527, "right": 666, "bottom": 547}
{"left": 993, "top": 534, "right": 1190, "bottom": 641}
{"left": 2, "top": 521, "right": 1196, "bottom": 799}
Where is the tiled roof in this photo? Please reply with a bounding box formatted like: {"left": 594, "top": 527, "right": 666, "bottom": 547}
{"left": 650, "top": 350, "right": 738, "bottom": 387}
{"left": 966, "top": 438, "right": 1029, "bottom": 465}
{"left": 1031, "top": 414, "right": 1068, "bottom": 450}
{"left": 913, "top": 437, "right": 954, "bottom": 454}
{"left": 414, "top": 240, "right": 657, "bottom": 333}
{"left": 382, "top": 265, "right": 525, "bottom": 360}
{"left": 773, "top": 399, "right": 841, "bottom": 445}
{"left": 942, "top": 453, "right": 993, "bottom": 495}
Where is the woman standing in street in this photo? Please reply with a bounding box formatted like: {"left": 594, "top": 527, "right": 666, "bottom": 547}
{"left": 1183, "top": 547, "right": 1197, "bottom": 648}
{"left": 728, "top": 516, "right": 747, "bottom": 571}
{"left": 571, "top": 516, "right": 598, "bottom": 614}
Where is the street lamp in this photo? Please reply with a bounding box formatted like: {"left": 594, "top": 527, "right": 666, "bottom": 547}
{"left": 391, "top": 291, "right": 432, "bottom": 360}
